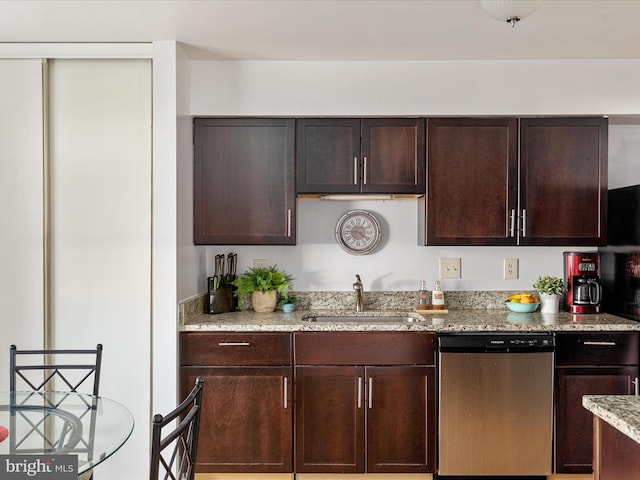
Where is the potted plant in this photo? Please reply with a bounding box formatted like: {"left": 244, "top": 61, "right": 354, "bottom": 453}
{"left": 533, "top": 275, "right": 565, "bottom": 313}
{"left": 232, "top": 265, "right": 293, "bottom": 313}
{"left": 279, "top": 294, "right": 301, "bottom": 313}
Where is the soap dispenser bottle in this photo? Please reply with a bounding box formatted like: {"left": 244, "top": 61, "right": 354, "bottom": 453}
{"left": 432, "top": 281, "right": 445, "bottom": 310}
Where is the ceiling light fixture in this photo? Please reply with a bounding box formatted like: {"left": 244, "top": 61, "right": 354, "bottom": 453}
{"left": 478, "top": 0, "right": 544, "bottom": 27}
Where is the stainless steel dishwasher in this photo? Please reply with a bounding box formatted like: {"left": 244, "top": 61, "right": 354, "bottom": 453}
{"left": 438, "top": 333, "right": 555, "bottom": 477}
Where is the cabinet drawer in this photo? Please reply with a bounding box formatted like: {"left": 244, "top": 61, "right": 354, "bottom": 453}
{"left": 180, "top": 333, "right": 291, "bottom": 366}
{"left": 556, "top": 332, "right": 639, "bottom": 366}
{"left": 294, "top": 332, "right": 435, "bottom": 365}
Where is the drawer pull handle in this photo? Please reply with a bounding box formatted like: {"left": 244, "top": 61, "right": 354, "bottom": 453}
{"left": 583, "top": 341, "right": 616, "bottom": 346}
{"left": 633, "top": 377, "right": 639, "bottom": 396}
{"left": 357, "top": 376, "right": 362, "bottom": 409}
{"left": 368, "top": 377, "right": 373, "bottom": 409}
{"left": 284, "top": 376, "right": 288, "bottom": 408}
{"left": 218, "top": 342, "right": 250, "bottom": 346}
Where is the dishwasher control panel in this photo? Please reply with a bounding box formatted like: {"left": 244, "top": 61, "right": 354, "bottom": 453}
{"left": 439, "top": 333, "right": 555, "bottom": 352}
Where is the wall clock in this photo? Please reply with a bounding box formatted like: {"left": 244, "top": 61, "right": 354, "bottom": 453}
{"left": 335, "top": 210, "right": 382, "bottom": 255}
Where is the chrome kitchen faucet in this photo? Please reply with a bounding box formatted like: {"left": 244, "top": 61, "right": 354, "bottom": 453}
{"left": 353, "top": 274, "right": 364, "bottom": 312}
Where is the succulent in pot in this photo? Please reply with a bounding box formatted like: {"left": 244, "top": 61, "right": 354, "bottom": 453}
{"left": 533, "top": 275, "right": 565, "bottom": 295}
{"left": 279, "top": 294, "right": 301, "bottom": 313}
{"left": 232, "top": 265, "right": 293, "bottom": 313}
{"left": 533, "top": 275, "right": 565, "bottom": 313}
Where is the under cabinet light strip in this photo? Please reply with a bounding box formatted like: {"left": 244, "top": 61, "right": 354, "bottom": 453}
{"left": 320, "top": 194, "right": 395, "bottom": 201}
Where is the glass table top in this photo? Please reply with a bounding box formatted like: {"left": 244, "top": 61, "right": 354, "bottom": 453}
{"left": 0, "top": 391, "right": 134, "bottom": 474}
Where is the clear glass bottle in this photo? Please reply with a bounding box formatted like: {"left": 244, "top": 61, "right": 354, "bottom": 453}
{"left": 417, "top": 281, "right": 430, "bottom": 310}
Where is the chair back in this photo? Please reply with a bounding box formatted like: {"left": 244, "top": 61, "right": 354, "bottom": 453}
{"left": 10, "top": 344, "right": 103, "bottom": 395}
{"left": 150, "top": 377, "right": 205, "bottom": 480}
{"left": 8, "top": 344, "right": 103, "bottom": 465}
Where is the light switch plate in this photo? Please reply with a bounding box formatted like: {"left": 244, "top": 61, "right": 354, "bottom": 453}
{"left": 253, "top": 259, "right": 268, "bottom": 268}
{"left": 439, "top": 258, "right": 461, "bottom": 279}
{"left": 504, "top": 258, "right": 519, "bottom": 280}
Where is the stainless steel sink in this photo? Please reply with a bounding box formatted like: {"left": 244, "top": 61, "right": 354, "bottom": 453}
{"left": 302, "top": 315, "right": 424, "bottom": 323}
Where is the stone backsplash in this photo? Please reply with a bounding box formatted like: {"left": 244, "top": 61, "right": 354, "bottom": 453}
{"left": 179, "top": 289, "right": 547, "bottom": 325}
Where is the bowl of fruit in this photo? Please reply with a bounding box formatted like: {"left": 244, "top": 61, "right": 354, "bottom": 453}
{"left": 505, "top": 293, "right": 540, "bottom": 313}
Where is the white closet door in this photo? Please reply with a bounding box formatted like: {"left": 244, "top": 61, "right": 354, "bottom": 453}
{"left": 0, "top": 59, "right": 45, "bottom": 390}
{"left": 48, "top": 59, "right": 152, "bottom": 480}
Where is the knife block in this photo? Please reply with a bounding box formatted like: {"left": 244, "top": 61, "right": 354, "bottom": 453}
{"left": 207, "top": 276, "right": 238, "bottom": 314}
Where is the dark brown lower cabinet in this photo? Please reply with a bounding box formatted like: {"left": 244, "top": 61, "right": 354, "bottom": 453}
{"left": 181, "top": 366, "right": 292, "bottom": 473}
{"left": 179, "top": 332, "right": 293, "bottom": 473}
{"left": 593, "top": 416, "right": 640, "bottom": 480}
{"left": 554, "top": 332, "right": 640, "bottom": 474}
{"left": 294, "top": 332, "right": 436, "bottom": 474}
{"left": 295, "top": 365, "right": 433, "bottom": 474}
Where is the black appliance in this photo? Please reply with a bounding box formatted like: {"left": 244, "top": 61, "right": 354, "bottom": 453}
{"left": 599, "top": 185, "right": 640, "bottom": 322}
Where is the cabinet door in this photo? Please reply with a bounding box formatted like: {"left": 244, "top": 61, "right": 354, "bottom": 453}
{"left": 422, "top": 118, "right": 518, "bottom": 245}
{"left": 193, "top": 118, "right": 296, "bottom": 245}
{"left": 182, "top": 366, "right": 293, "bottom": 473}
{"left": 520, "top": 117, "right": 608, "bottom": 246}
{"left": 295, "top": 366, "right": 365, "bottom": 473}
{"left": 296, "top": 118, "right": 360, "bottom": 193}
{"left": 361, "top": 118, "right": 425, "bottom": 194}
{"left": 555, "top": 366, "right": 638, "bottom": 474}
{"left": 366, "top": 366, "right": 435, "bottom": 473}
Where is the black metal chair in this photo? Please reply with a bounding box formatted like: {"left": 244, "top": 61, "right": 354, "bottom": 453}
{"left": 150, "top": 377, "right": 205, "bottom": 480}
{"left": 9, "top": 344, "right": 103, "bottom": 479}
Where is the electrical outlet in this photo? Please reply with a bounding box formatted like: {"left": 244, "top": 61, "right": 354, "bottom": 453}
{"left": 439, "top": 258, "right": 461, "bottom": 279}
{"left": 504, "top": 258, "right": 519, "bottom": 280}
{"left": 253, "top": 259, "right": 268, "bottom": 268}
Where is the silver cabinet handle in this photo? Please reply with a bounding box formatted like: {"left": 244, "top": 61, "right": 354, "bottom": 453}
{"left": 357, "top": 376, "right": 362, "bottom": 409}
{"left": 218, "top": 342, "right": 250, "bottom": 346}
{"left": 287, "top": 208, "right": 292, "bottom": 237}
{"left": 368, "top": 376, "right": 373, "bottom": 409}
{"left": 363, "top": 156, "right": 368, "bottom": 185}
{"left": 521, "top": 208, "right": 527, "bottom": 237}
{"left": 583, "top": 341, "right": 616, "bottom": 346}
{"left": 632, "top": 377, "right": 639, "bottom": 396}
{"left": 509, "top": 209, "right": 516, "bottom": 238}
{"left": 283, "top": 376, "right": 288, "bottom": 408}
{"left": 354, "top": 157, "right": 359, "bottom": 186}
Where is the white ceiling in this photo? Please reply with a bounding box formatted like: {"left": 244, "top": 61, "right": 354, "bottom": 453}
{"left": 1, "top": 0, "right": 640, "bottom": 61}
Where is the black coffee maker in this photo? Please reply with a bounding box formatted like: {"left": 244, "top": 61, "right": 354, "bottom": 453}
{"left": 563, "top": 252, "right": 603, "bottom": 313}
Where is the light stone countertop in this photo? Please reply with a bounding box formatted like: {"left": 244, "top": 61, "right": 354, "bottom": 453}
{"left": 181, "top": 309, "right": 640, "bottom": 332}
{"left": 583, "top": 395, "right": 640, "bottom": 445}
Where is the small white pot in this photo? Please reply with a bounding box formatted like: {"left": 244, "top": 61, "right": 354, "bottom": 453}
{"left": 539, "top": 293, "right": 560, "bottom": 313}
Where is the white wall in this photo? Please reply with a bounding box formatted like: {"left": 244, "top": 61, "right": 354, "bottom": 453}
{"left": 184, "top": 59, "right": 640, "bottom": 295}
{"left": 48, "top": 58, "right": 152, "bottom": 480}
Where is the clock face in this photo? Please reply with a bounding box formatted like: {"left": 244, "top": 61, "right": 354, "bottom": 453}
{"left": 335, "top": 210, "right": 382, "bottom": 255}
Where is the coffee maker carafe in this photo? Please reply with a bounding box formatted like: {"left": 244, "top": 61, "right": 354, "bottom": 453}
{"left": 563, "top": 252, "right": 603, "bottom": 313}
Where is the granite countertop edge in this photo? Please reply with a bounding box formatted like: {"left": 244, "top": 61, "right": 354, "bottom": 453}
{"left": 180, "top": 309, "right": 640, "bottom": 333}
{"left": 583, "top": 395, "right": 640, "bottom": 444}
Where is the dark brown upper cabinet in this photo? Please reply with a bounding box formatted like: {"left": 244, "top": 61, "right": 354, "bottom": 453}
{"left": 421, "top": 118, "right": 518, "bottom": 246}
{"left": 296, "top": 118, "right": 426, "bottom": 195}
{"left": 193, "top": 118, "right": 296, "bottom": 245}
{"left": 519, "top": 117, "right": 608, "bottom": 246}
{"left": 421, "top": 117, "right": 608, "bottom": 246}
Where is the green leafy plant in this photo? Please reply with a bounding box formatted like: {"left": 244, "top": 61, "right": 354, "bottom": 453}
{"left": 232, "top": 265, "right": 293, "bottom": 303}
{"left": 278, "top": 294, "right": 301, "bottom": 306}
{"left": 533, "top": 275, "right": 565, "bottom": 295}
